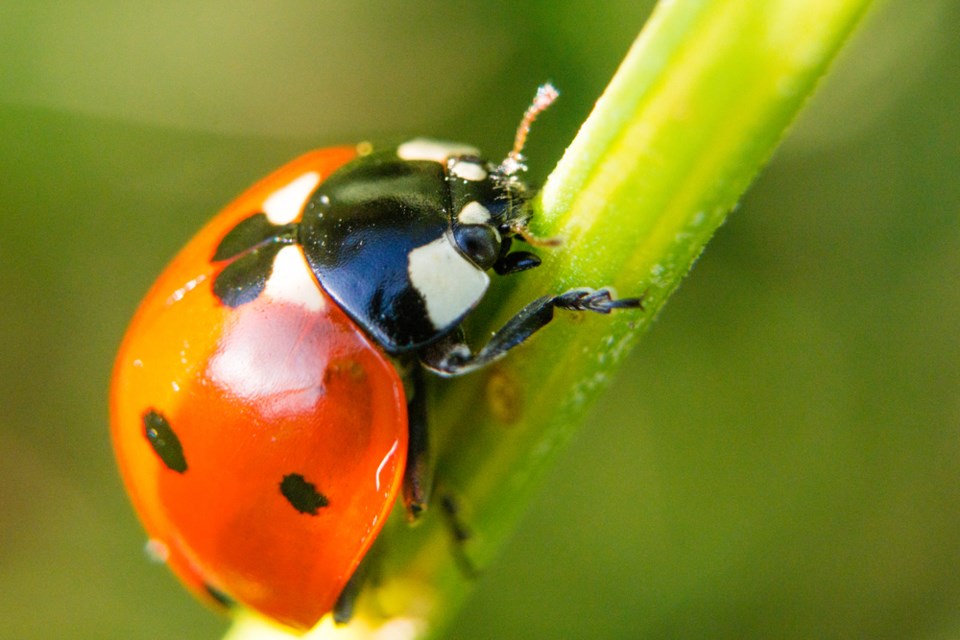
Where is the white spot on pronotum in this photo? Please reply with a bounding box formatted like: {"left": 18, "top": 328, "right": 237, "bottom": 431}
{"left": 457, "top": 201, "right": 492, "bottom": 225}
{"left": 408, "top": 236, "right": 489, "bottom": 329}
{"left": 262, "top": 172, "right": 321, "bottom": 225}
{"left": 449, "top": 160, "right": 488, "bottom": 182}
{"left": 145, "top": 539, "right": 169, "bottom": 563}
{"left": 397, "top": 138, "right": 479, "bottom": 164}
{"left": 263, "top": 246, "right": 325, "bottom": 311}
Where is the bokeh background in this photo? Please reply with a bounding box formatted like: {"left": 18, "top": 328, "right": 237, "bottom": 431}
{"left": 2, "top": 1, "right": 959, "bottom": 638}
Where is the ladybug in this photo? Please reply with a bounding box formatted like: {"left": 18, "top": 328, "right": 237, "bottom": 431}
{"left": 110, "top": 85, "right": 642, "bottom": 631}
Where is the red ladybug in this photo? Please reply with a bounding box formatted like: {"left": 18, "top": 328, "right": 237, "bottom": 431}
{"left": 110, "top": 85, "right": 641, "bottom": 630}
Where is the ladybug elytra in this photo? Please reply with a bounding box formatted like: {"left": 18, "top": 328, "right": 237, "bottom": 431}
{"left": 110, "top": 85, "right": 642, "bottom": 630}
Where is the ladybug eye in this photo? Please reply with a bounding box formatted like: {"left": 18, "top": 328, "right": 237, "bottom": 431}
{"left": 453, "top": 224, "right": 501, "bottom": 271}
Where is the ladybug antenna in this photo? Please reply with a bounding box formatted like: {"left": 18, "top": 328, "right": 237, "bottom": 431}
{"left": 498, "top": 83, "right": 559, "bottom": 178}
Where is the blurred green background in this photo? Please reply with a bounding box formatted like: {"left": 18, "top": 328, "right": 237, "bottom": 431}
{"left": 2, "top": 1, "right": 959, "bottom": 638}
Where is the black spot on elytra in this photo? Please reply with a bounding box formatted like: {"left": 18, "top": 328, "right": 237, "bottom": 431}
{"left": 204, "top": 583, "right": 235, "bottom": 609}
{"left": 213, "top": 213, "right": 278, "bottom": 261}
{"left": 211, "top": 213, "right": 299, "bottom": 308}
{"left": 280, "top": 473, "right": 328, "bottom": 515}
{"left": 212, "top": 243, "right": 281, "bottom": 307}
{"left": 142, "top": 409, "right": 187, "bottom": 473}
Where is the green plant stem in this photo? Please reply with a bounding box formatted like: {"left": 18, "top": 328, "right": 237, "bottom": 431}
{"left": 226, "top": 1, "right": 872, "bottom": 638}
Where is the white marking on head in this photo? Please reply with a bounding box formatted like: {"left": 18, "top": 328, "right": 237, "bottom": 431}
{"left": 457, "top": 201, "right": 492, "bottom": 225}
{"left": 397, "top": 138, "right": 480, "bottom": 164}
{"left": 262, "top": 172, "right": 321, "bottom": 225}
{"left": 408, "top": 236, "right": 489, "bottom": 329}
{"left": 449, "top": 160, "right": 488, "bottom": 182}
{"left": 263, "top": 246, "right": 325, "bottom": 311}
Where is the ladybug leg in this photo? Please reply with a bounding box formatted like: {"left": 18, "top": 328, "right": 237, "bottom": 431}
{"left": 439, "top": 491, "right": 479, "bottom": 579}
{"left": 420, "top": 288, "right": 644, "bottom": 377}
{"left": 491, "top": 237, "right": 542, "bottom": 276}
{"left": 492, "top": 250, "right": 541, "bottom": 276}
{"left": 332, "top": 558, "right": 367, "bottom": 625}
{"left": 402, "top": 366, "right": 432, "bottom": 519}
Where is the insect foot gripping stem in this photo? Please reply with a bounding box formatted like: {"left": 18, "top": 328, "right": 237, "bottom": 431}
{"left": 420, "top": 288, "right": 645, "bottom": 377}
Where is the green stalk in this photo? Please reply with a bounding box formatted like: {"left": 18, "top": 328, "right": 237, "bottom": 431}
{"left": 226, "top": 1, "right": 872, "bottom": 638}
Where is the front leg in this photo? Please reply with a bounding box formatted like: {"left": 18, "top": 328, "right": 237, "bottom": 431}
{"left": 420, "top": 288, "right": 644, "bottom": 377}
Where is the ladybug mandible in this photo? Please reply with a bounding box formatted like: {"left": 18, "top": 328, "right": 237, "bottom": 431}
{"left": 110, "top": 85, "right": 642, "bottom": 631}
